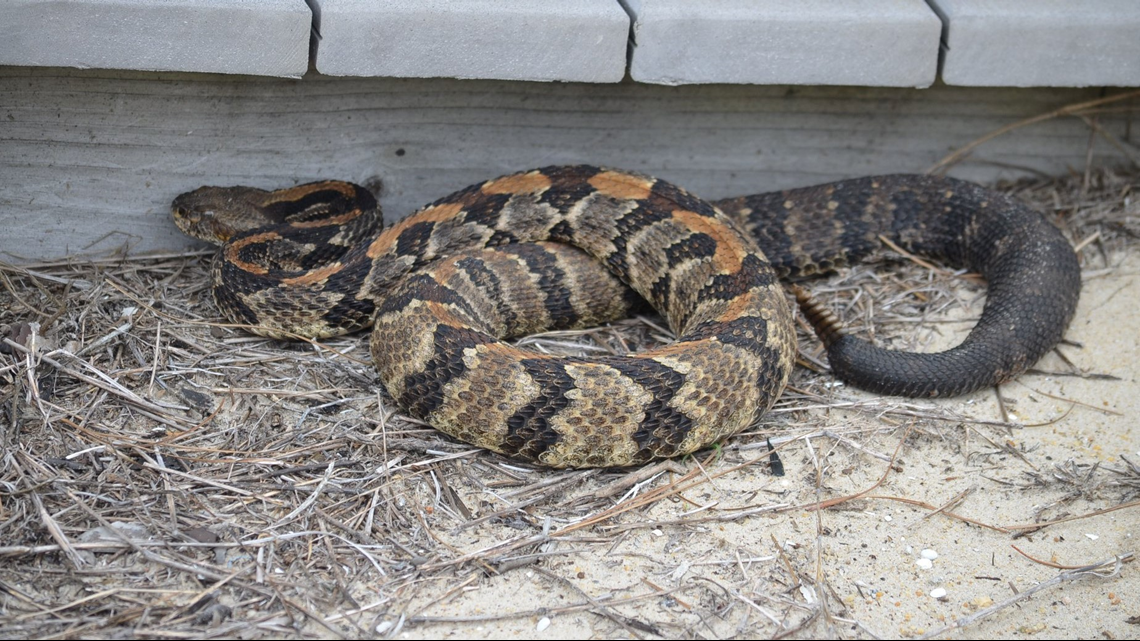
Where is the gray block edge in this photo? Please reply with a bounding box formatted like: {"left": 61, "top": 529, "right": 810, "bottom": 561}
{"left": 314, "top": 0, "right": 631, "bottom": 83}
{"left": 930, "top": 0, "right": 1140, "bottom": 87}
{"left": 624, "top": 0, "right": 942, "bottom": 87}
{"left": 0, "top": 0, "right": 312, "bottom": 78}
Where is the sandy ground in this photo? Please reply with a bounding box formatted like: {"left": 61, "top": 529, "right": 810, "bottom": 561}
{"left": 387, "top": 251, "right": 1140, "bottom": 640}
{"left": 0, "top": 172, "right": 1137, "bottom": 639}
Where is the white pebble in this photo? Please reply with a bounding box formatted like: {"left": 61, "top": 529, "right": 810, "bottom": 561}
{"left": 883, "top": 514, "right": 893, "bottom": 522}
{"left": 799, "top": 584, "right": 817, "bottom": 603}
{"left": 921, "top": 549, "right": 939, "bottom": 560}
{"left": 536, "top": 617, "right": 551, "bottom": 632}
{"left": 1085, "top": 533, "right": 1099, "bottom": 540}
{"left": 930, "top": 587, "right": 947, "bottom": 599}
{"left": 916, "top": 558, "right": 933, "bottom": 570}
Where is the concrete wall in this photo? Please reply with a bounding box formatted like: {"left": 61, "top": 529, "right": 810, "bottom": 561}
{"left": 2, "top": 67, "right": 1135, "bottom": 261}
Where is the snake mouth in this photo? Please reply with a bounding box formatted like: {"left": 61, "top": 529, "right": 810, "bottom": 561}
{"left": 171, "top": 201, "right": 233, "bottom": 244}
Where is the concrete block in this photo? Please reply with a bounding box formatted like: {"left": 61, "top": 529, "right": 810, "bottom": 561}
{"left": 316, "top": 0, "right": 629, "bottom": 82}
{"left": 930, "top": 0, "right": 1140, "bottom": 87}
{"left": 0, "top": 0, "right": 311, "bottom": 78}
{"left": 624, "top": 0, "right": 942, "bottom": 87}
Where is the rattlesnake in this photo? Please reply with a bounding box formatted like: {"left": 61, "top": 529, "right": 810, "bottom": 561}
{"left": 172, "top": 166, "right": 1081, "bottom": 467}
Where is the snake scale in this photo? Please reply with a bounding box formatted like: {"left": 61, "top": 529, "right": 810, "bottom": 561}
{"left": 172, "top": 166, "right": 1081, "bottom": 468}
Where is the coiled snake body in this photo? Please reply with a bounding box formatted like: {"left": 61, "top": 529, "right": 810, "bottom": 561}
{"left": 173, "top": 166, "right": 1081, "bottom": 467}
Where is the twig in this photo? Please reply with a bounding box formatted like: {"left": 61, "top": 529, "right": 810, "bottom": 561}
{"left": 928, "top": 89, "right": 1140, "bottom": 174}
{"left": 917, "top": 554, "right": 1132, "bottom": 639}
{"left": 1002, "top": 497, "right": 1140, "bottom": 532}
{"left": 802, "top": 423, "right": 913, "bottom": 512}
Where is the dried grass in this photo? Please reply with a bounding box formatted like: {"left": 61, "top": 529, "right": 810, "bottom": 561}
{"left": 1, "top": 165, "right": 1137, "bottom": 639}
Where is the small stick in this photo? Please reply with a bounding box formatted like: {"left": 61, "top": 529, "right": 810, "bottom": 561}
{"left": 927, "top": 89, "right": 1140, "bottom": 174}
{"left": 802, "top": 423, "right": 913, "bottom": 512}
{"left": 917, "top": 554, "right": 1132, "bottom": 639}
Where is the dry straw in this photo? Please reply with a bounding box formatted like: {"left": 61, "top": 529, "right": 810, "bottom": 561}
{"left": 1, "top": 121, "right": 1138, "bottom": 637}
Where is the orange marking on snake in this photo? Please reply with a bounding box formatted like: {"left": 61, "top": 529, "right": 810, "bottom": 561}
{"left": 670, "top": 209, "right": 747, "bottom": 273}
{"left": 424, "top": 300, "right": 474, "bottom": 329}
{"left": 587, "top": 171, "right": 654, "bottom": 201}
{"left": 222, "top": 231, "right": 279, "bottom": 275}
{"left": 716, "top": 289, "right": 757, "bottom": 322}
{"left": 261, "top": 181, "right": 358, "bottom": 205}
{"left": 481, "top": 171, "right": 552, "bottom": 195}
{"left": 425, "top": 256, "right": 462, "bottom": 283}
{"left": 366, "top": 201, "right": 466, "bottom": 259}
{"left": 282, "top": 262, "right": 344, "bottom": 286}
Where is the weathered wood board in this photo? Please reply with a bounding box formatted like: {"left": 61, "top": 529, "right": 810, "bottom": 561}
{"left": 0, "top": 67, "right": 1134, "bottom": 262}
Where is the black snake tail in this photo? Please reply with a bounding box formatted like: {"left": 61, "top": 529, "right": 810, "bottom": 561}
{"left": 717, "top": 175, "right": 1082, "bottom": 398}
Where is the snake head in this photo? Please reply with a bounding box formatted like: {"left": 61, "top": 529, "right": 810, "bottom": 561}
{"left": 171, "top": 185, "right": 274, "bottom": 245}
